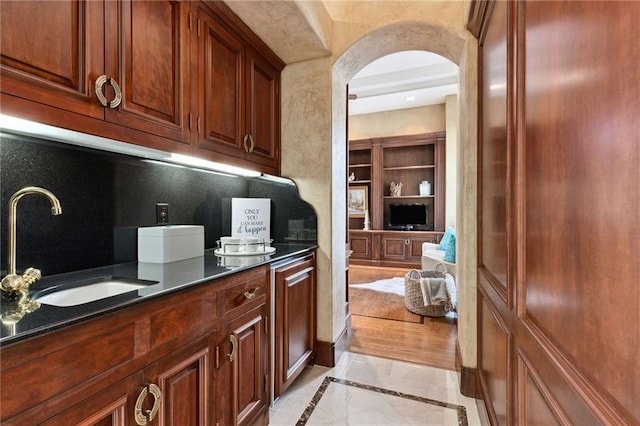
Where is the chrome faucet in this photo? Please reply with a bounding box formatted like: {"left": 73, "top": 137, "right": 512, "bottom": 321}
{"left": 1, "top": 186, "right": 62, "bottom": 298}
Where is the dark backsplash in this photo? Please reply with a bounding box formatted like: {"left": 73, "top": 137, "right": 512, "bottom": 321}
{"left": 0, "top": 133, "right": 316, "bottom": 275}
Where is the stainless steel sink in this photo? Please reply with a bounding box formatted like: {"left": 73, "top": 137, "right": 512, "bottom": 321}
{"left": 33, "top": 278, "right": 158, "bottom": 307}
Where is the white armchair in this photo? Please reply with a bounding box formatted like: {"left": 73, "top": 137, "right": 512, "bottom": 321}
{"left": 421, "top": 242, "right": 456, "bottom": 277}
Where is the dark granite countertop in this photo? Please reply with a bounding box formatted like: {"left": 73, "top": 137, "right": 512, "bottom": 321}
{"left": 0, "top": 243, "right": 316, "bottom": 346}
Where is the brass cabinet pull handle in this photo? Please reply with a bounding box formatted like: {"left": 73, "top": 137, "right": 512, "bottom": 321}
{"left": 248, "top": 134, "right": 255, "bottom": 153}
{"left": 243, "top": 134, "right": 251, "bottom": 153}
{"left": 134, "top": 383, "right": 162, "bottom": 425}
{"left": 95, "top": 75, "right": 108, "bottom": 107}
{"left": 227, "top": 334, "right": 238, "bottom": 362}
{"left": 95, "top": 75, "right": 122, "bottom": 109}
{"left": 243, "top": 287, "right": 259, "bottom": 299}
{"left": 109, "top": 77, "right": 122, "bottom": 109}
{"left": 404, "top": 239, "right": 410, "bottom": 246}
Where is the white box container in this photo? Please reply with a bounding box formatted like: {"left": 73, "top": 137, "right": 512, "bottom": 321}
{"left": 138, "top": 225, "right": 204, "bottom": 263}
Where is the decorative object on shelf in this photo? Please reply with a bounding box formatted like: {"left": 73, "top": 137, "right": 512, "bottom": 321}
{"left": 348, "top": 172, "right": 356, "bottom": 182}
{"left": 363, "top": 209, "right": 371, "bottom": 230}
{"left": 390, "top": 181, "right": 403, "bottom": 197}
{"left": 348, "top": 186, "right": 368, "bottom": 217}
{"left": 419, "top": 180, "right": 431, "bottom": 196}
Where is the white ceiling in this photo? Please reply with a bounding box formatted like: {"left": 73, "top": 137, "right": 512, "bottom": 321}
{"left": 348, "top": 51, "right": 458, "bottom": 116}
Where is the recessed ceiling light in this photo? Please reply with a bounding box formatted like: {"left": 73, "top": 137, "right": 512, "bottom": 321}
{"left": 406, "top": 96, "right": 416, "bottom": 101}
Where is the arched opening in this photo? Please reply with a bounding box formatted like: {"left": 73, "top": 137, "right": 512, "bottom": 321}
{"left": 331, "top": 21, "right": 477, "bottom": 373}
{"left": 345, "top": 49, "right": 459, "bottom": 368}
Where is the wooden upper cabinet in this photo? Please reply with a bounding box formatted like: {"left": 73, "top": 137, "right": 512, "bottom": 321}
{"left": 0, "top": 0, "right": 105, "bottom": 119}
{"left": 244, "top": 47, "right": 280, "bottom": 171}
{"left": 196, "top": 5, "right": 245, "bottom": 158}
{"left": 196, "top": 3, "right": 281, "bottom": 174}
{"left": 1, "top": 0, "right": 283, "bottom": 175}
{"left": 104, "top": 0, "right": 191, "bottom": 145}
{"left": 0, "top": 0, "right": 190, "bottom": 145}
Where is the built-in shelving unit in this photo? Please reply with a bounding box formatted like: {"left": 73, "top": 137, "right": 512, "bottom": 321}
{"left": 348, "top": 131, "right": 445, "bottom": 232}
{"left": 347, "top": 131, "right": 446, "bottom": 267}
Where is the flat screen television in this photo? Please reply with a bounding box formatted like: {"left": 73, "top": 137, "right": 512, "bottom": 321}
{"left": 388, "top": 203, "right": 429, "bottom": 230}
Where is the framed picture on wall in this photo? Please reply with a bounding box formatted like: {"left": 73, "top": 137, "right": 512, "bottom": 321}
{"left": 348, "top": 186, "right": 368, "bottom": 217}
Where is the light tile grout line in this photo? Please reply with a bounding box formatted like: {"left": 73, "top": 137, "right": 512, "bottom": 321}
{"left": 295, "top": 376, "right": 468, "bottom": 426}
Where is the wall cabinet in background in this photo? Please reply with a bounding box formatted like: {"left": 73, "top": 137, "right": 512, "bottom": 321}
{"left": 347, "top": 132, "right": 445, "bottom": 268}
{"left": 348, "top": 132, "right": 446, "bottom": 233}
{"left": 349, "top": 230, "right": 440, "bottom": 268}
{"left": 349, "top": 231, "right": 374, "bottom": 260}
{"left": 380, "top": 231, "right": 438, "bottom": 265}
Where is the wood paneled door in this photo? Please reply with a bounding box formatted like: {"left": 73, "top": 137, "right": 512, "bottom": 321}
{"left": 471, "top": 0, "right": 640, "bottom": 424}
{"left": 273, "top": 254, "right": 316, "bottom": 399}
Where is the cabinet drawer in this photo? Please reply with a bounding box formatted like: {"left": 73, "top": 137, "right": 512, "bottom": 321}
{"left": 221, "top": 275, "right": 266, "bottom": 316}
{"left": 149, "top": 289, "right": 217, "bottom": 351}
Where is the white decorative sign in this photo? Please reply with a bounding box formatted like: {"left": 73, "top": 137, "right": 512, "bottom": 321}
{"left": 231, "top": 198, "right": 271, "bottom": 240}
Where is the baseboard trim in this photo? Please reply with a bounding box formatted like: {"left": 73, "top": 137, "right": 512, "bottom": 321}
{"left": 456, "top": 340, "right": 479, "bottom": 398}
{"left": 315, "top": 322, "right": 350, "bottom": 367}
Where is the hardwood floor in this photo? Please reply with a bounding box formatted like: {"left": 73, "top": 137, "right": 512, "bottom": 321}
{"left": 347, "top": 264, "right": 457, "bottom": 371}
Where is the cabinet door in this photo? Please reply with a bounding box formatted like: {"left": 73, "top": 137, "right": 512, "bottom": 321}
{"left": 145, "top": 336, "right": 213, "bottom": 426}
{"left": 196, "top": 5, "right": 245, "bottom": 159}
{"left": 105, "top": 0, "right": 191, "bottom": 144}
{"left": 349, "top": 232, "right": 373, "bottom": 259}
{"left": 224, "top": 305, "right": 268, "bottom": 426}
{"left": 0, "top": 0, "right": 104, "bottom": 119}
{"left": 380, "top": 235, "right": 410, "bottom": 262}
{"left": 244, "top": 47, "right": 280, "bottom": 172}
{"left": 406, "top": 234, "right": 439, "bottom": 264}
{"left": 274, "top": 255, "right": 316, "bottom": 399}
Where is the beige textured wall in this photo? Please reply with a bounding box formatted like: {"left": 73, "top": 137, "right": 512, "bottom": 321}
{"left": 348, "top": 105, "right": 445, "bottom": 140}
{"left": 456, "top": 40, "right": 478, "bottom": 369}
{"left": 280, "top": 57, "right": 336, "bottom": 342}
{"left": 445, "top": 95, "right": 458, "bottom": 229}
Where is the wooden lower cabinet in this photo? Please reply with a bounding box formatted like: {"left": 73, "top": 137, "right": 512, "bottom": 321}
{"left": 42, "top": 336, "right": 212, "bottom": 426}
{"left": 349, "top": 230, "right": 440, "bottom": 268}
{"left": 223, "top": 305, "right": 269, "bottom": 426}
{"left": 0, "top": 266, "right": 271, "bottom": 426}
{"left": 41, "top": 373, "right": 141, "bottom": 426}
{"left": 273, "top": 253, "right": 316, "bottom": 399}
{"left": 146, "top": 337, "right": 213, "bottom": 426}
{"left": 348, "top": 231, "right": 373, "bottom": 260}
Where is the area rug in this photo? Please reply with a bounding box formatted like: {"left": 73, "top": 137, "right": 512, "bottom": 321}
{"left": 349, "top": 277, "right": 423, "bottom": 323}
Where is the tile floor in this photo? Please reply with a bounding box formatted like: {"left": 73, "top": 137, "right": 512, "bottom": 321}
{"left": 269, "top": 351, "right": 481, "bottom": 425}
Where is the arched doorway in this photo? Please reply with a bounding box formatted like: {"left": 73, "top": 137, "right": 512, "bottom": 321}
{"left": 345, "top": 49, "right": 459, "bottom": 369}
{"left": 332, "top": 21, "right": 478, "bottom": 382}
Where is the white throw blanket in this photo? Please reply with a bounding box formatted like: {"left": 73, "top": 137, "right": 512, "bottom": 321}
{"left": 419, "top": 277, "right": 449, "bottom": 307}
